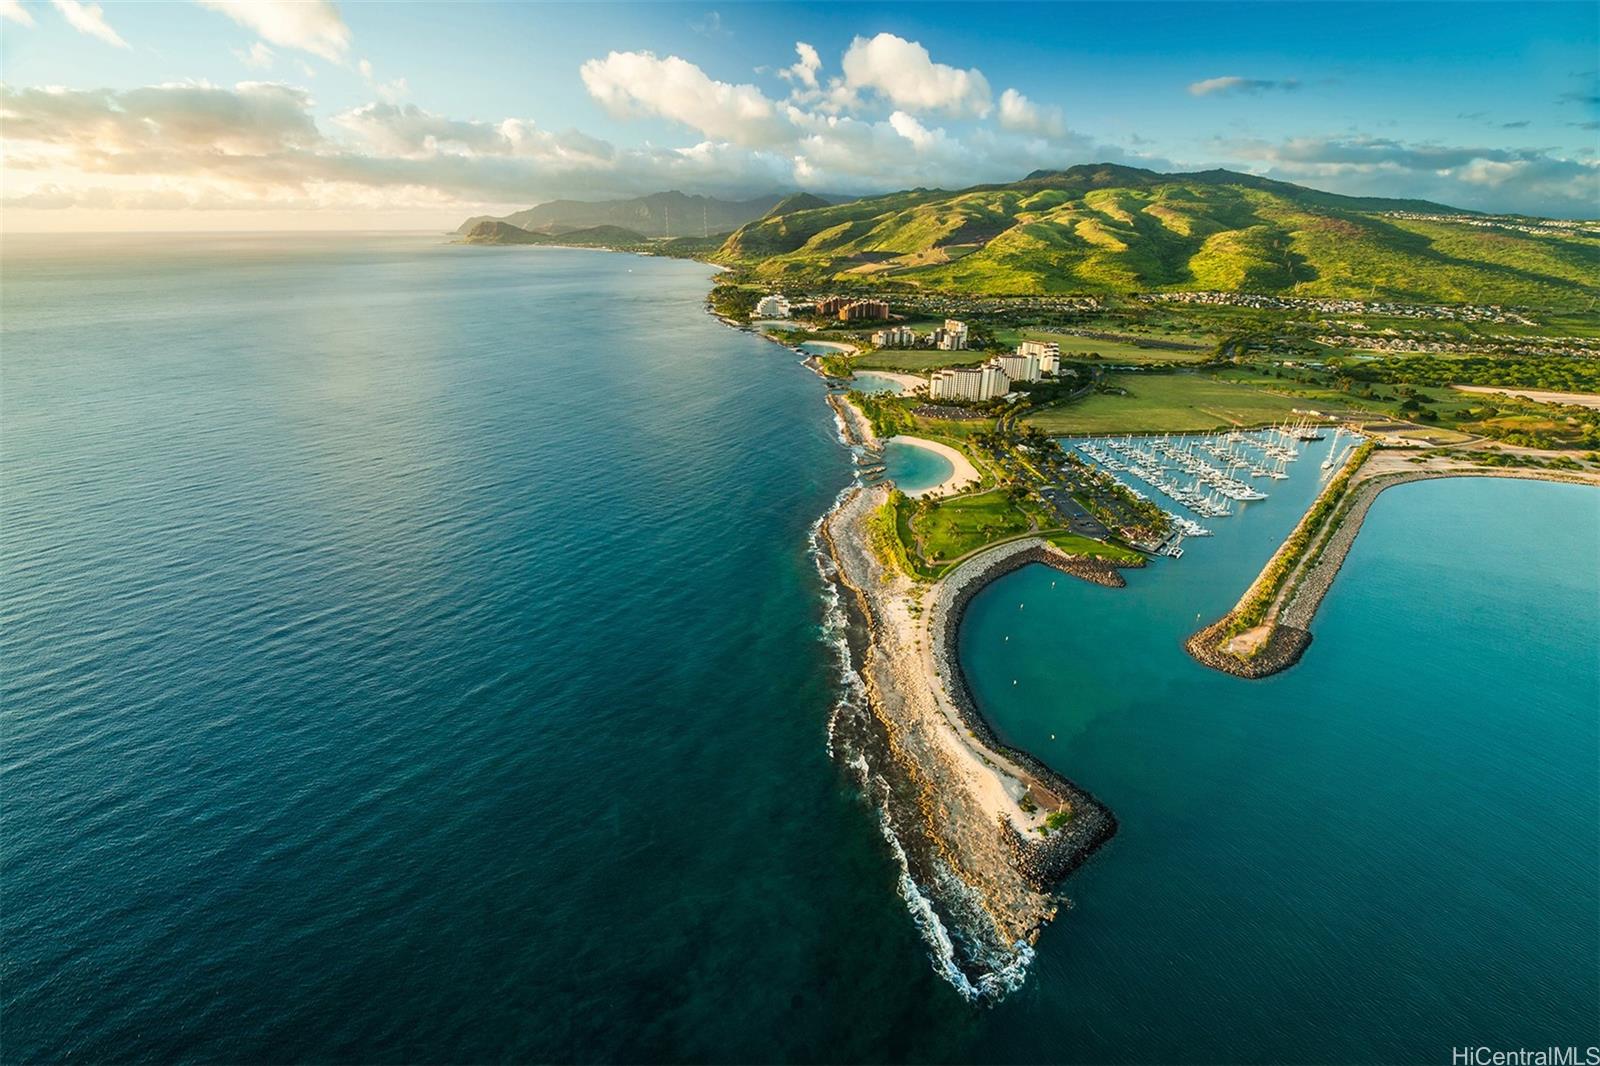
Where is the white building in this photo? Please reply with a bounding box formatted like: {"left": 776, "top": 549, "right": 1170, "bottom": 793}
{"left": 932, "top": 318, "right": 969, "bottom": 351}
{"left": 753, "top": 294, "right": 791, "bottom": 319}
{"left": 870, "top": 324, "right": 917, "bottom": 348}
{"left": 1016, "top": 340, "right": 1061, "bottom": 374}
{"left": 928, "top": 360, "right": 1009, "bottom": 402}
{"left": 997, "top": 352, "right": 1042, "bottom": 383}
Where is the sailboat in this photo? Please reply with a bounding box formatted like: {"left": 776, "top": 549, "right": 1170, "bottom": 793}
{"left": 1321, "top": 428, "right": 1344, "bottom": 470}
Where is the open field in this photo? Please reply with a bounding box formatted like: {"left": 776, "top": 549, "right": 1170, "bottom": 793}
{"left": 998, "top": 329, "right": 1216, "bottom": 364}
{"left": 1024, "top": 373, "right": 1309, "bottom": 433}
{"left": 1041, "top": 531, "right": 1144, "bottom": 562}
{"left": 913, "top": 490, "right": 1034, "bottom": 561}
{"left": 854, "top": 348, "right": 984, "bottom": 372}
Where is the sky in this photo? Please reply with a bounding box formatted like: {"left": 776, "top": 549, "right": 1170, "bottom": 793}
{"left": 1, "top": 0, "right": 1597, "bottom": 231}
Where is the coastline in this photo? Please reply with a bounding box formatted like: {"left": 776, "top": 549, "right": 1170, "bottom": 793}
{"left": 708, "top": 278, "right": 1129, "bottom": 994}
{"left": 885, "top": 435, "right": 980, "bottom": 498}
{"left": 1188, "top": 448, "right": 1600, "bottom": 679}
{"left": 856, "top": 370, "right": 925, "bottom": 392}
{"left": 818, "top": 482, "right": 1128, "bottom": 995}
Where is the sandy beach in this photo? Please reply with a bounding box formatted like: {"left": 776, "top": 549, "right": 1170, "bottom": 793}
{"left": 886, "top": 436, "right": 980, "bottom": 497}
{"left": 855, "top": 370, "right": 925, "bottom": 393}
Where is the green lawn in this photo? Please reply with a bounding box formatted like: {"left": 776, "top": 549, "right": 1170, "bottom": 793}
{"left": 913, "top": 490, "right": 1034, "bottom": 561}
{"left": 1024, "top": 372, "right": 1308, "bottom": 433}
{"left": 1042, "top": 531, "right": 1144, "bottom": 562}
{"left": 999, "top": 329, "right": 1216, "bottom": 364}
{"left": 854, "top": 349, "right": 984, "bottom": 372}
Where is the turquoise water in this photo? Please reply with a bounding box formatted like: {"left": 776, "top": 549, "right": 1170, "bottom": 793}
{"left": 852, "top": 372, "right": 905, "bottom": 395}
{"left": 4, "top": 234, "right": 1596, "bottom": 1062}
{"left": 798, "top": 340, "right": 856, "bottom": 357}
{"left": 882, "top": 438, "right": 954, "bottom": 494}
{"left": 963, "top": 473, "right": 1600, "bottom": 1062}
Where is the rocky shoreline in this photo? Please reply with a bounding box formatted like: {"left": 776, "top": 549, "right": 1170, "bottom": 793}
{"left": 817, "top": 484, "right": 1139, "bottom": 994}
{"left": 1184, "top": 618, "right": 1312, "bottom": 678}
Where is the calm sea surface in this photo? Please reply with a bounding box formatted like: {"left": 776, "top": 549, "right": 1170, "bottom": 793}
{"left": 4, "top": 234, "right": 1596, "bottom": 1062}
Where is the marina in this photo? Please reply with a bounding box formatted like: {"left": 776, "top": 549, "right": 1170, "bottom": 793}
{"left": 1065, "top": 422, "right": 1343, "bottom": 556}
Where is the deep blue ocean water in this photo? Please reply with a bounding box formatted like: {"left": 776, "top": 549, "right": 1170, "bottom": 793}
{"left": 4, "top": 234, "right": 1596, "bottom": 1063}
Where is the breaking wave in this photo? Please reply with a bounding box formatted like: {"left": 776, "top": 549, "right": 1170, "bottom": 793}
{"left": 809, "top": 487, "right": 1035, "bottom": 1003}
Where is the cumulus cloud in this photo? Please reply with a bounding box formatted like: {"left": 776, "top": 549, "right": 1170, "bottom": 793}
{"left": 51, "top": 0, "right": 127, "bottom": 48}
{"left": 997, "top": 88, "right": 1065, "bottom": 138}
{"left": 1188, "top": 76, "right": 1299, "bottom": 97}
{"left": 840, "top": 33, "right": 991, "bottom": 117}
{"left": 195, "top": 0, "right": 350, "bottom": 62}
{"left": 1, "top": 0, "right": 36, "bottom": 27}
{"left": 779, "top": 42, "right": 821, "bottom": 91}
{"left": 580, "top": 50, "right": 791, "bottom": 145}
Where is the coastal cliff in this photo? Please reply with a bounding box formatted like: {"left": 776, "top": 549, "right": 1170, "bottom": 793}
{"left": 818, "top": 484, "right": 1127, "bottom": 995}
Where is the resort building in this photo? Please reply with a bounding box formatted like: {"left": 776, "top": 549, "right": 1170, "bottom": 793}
{"left": 754, "top": 294, "right": 791, "bottom": 319}
{"left": 839, "top": 299, "right": 891, "bottom": 322}
{"left": 870, "top": 324, "right": 917, "bottom": 348}
{"left": 931, "top": 319, "right": 970, "bottom": 351}
{"left": 1016, "top": 340, "right": 1061, "bottom": 374}
{"left": 997, "top": 352, "right": 1042, "bottom": 383}
{"left": 814, "top": 296, "right": 849, "bottom": 316}
{"left": 928, "top": 360, "right": 1009, "bottom": 402}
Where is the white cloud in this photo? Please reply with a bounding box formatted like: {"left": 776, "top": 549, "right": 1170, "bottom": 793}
{"left": 50, "top": 0, "right": 127, "bottom": 47}
{"left": 1188, "top": 76, "right": 1299, "bottom": 97}
{"left": 997, "top": 88, "right": 1064, "bottom": 138}
{"left": 194, "top": 0, "right": 350, "bottom": 62}
{"left": 234, "top": 41, "right": 275, "bottom": 70}
{"left": 840, "top": 33, "right": 991, "bottom": 117}
{"left": 887, "top": 110, "right": 940, "bottom": 152}
{"left": 1, "top": 0, "right": 36, "bottom": 27}
{"left": 780, "top": 42, "right": 821, "bottom": 91}
{"left": 580, "top": 50, "right": 791, "bottom": 146}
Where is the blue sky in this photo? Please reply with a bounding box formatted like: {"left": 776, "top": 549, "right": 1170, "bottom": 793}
{"left": 2, "top": 1, "right": 1596, "bottom": 229}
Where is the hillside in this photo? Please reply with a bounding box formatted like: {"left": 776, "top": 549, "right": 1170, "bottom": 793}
{"left": 456, "top": 191, "right": 790, "bottom": 239}
{"left": 459, "top": 221, "right": 648, "bottom": 247}
{"left": 715, "top": 165, "right": 1600, "bottom": 307}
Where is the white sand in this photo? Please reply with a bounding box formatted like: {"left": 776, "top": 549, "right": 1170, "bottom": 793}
{"left": 887, "top": 435, "right": 981, "bottom": 498}
{"left": 855, "top": 370, "right": 925, "bottom": 392}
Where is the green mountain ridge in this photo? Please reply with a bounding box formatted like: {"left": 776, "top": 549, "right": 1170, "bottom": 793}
{"left": 714, "top": 165, "right": 1600, "bottom": 308}
{"left": 459, "top": 221, "right": 649, "bottom": 247}
{"left": 456, "top": 191, "right": 793, "bottom": 239}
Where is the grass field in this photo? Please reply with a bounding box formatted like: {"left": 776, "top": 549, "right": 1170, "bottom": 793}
{"left": 998, "top": 329, "right": 1216, "bottom": 364}
{"left": 913, "top": 490, "right": 1033, "bottom": 561}
{"left": 1041, "top": 532, "right": 1144, "bottom": 562}
{"left": 854, "top": 349, "right": 983, "bottom": 372}
{"left": 1024, "top": 372, "right": 1308, "bottom": 433}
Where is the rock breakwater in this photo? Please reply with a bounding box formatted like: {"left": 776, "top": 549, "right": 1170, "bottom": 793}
{"left": 928, "top": 540, "right": 1127, "bottom": 886}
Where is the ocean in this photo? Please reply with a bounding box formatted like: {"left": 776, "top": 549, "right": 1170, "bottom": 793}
{"left": 3, "top": 233, "right": 1596, "bottom": 1062}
